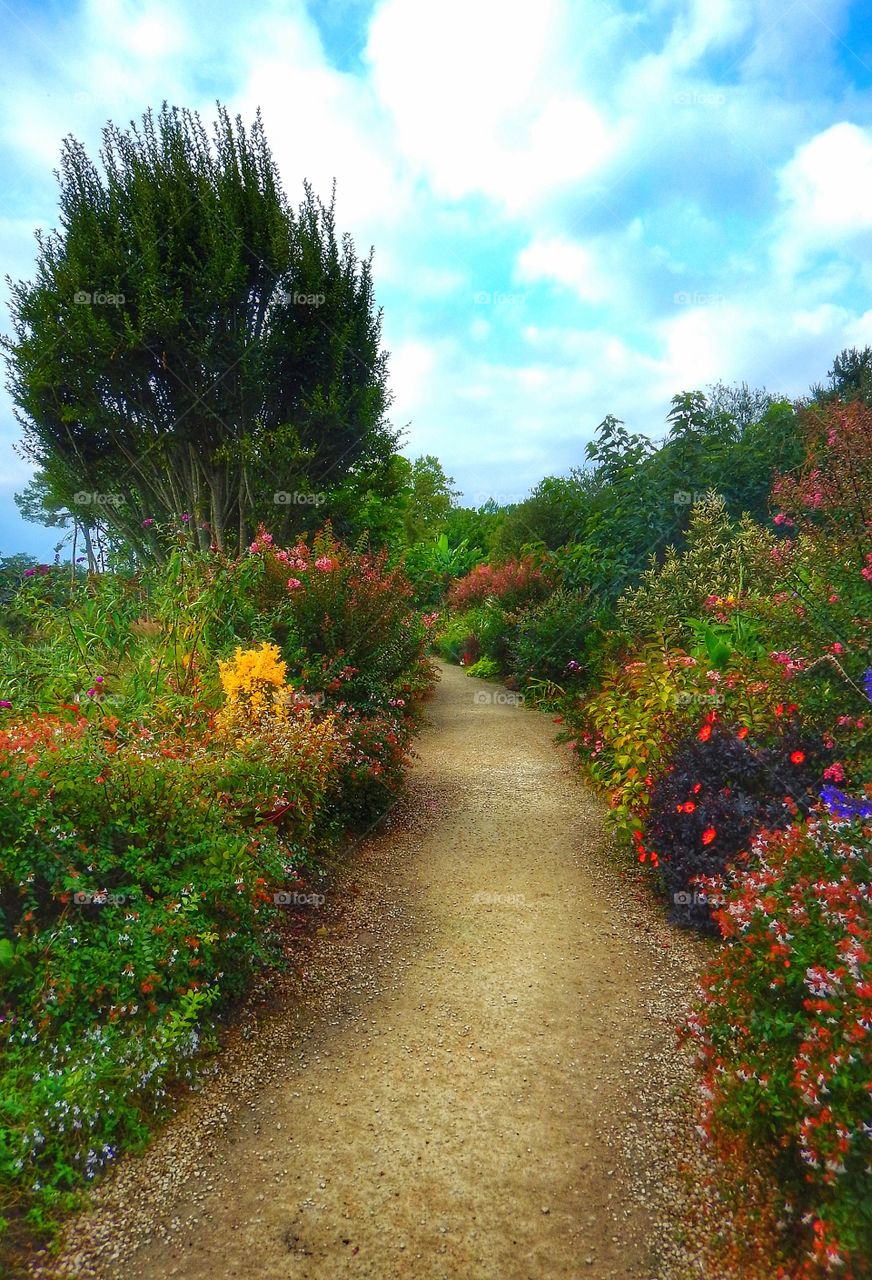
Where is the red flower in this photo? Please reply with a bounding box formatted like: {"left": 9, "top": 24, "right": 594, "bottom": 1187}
{"left": 697, "top": 724, "right": 712, "bottom": 742}
{"left": 692, "top": 782, "right": 702, "bottom": 794}
{"left": 702, "top": 827, "right": 716, "bottom": 846}
{"left": 737, "top": 726, "right": 749, "bottom": 739}
{"left": 790, "top": 750, "right": 805, "bottom": 764}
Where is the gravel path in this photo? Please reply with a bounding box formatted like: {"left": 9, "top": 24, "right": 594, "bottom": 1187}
{"left": 27, "top": 662, "right": 710, "bottom": 1280}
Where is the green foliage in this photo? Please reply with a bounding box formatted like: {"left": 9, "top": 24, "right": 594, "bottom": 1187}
{"left": 2, "top": 103, "right": 396, "bottom": 560}
{"left": 507, "top": 587, "right": 609, "bottom": 687}
{"left": 402, "top": 532, "right": 482, "bottom": 608}
{"left": 464, "top": 655, "right": 500, "bottom": 680}
{"left": 617, "top": 494, "right": 779, "bottom": 645}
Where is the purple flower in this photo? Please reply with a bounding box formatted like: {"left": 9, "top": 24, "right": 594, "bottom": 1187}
{"left": 95, "top": 675, "right": 104, "bottom": 684}
{"left": 820, "top": 785, "right": 872, "bottom": 820}
{"left": 181, "top": 512, "right": 190, "bottom": 523}
{"left": 142, "top": 518, "right": 154, "bottom": 528}
{"left": 23, "top": 569, "right": 35, "bottom": 577}
{"left": 87, "top": 688, "right": 96, "bottom": 698}
{"left": 0, "top": 700, "right": 12, "bottom": 709}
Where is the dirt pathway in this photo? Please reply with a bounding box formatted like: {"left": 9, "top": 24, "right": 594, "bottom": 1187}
{"left": 29, "top": 663, "right": 707, "bottom": 1280}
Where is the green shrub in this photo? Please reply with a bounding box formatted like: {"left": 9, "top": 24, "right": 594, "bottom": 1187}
{"left": 465, "top": 656, "right": 500, "bottom": 680}
{"left": 507, "top": 587, "right": 609, "bottom": 688}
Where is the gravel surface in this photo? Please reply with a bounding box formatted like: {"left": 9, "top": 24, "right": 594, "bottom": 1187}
{"left": 25, "top": 662, "right": 712, "bottom": 1280}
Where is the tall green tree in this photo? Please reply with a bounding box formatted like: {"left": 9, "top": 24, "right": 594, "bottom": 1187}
{"left": 810, "top": 346, "right": 872, "bottom": 407}
{"left": 3, "top": 103, "right": 398, "bottom": 559}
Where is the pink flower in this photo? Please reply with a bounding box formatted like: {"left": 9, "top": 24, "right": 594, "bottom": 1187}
{"left": 823, "top": 763, "right": 846, "bottom": 783}
{"left": 286, "top": 578, "right": 303, "bottom": 591}
{"left": 830, "top": 642, "right": 843, "bottom": 655}
{"left": 315, "top": 556, "right": 335, "bottom": 572}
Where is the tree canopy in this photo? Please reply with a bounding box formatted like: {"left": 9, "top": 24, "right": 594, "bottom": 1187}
{"left": 3, "top": 102, "right": 398, "bottom": 559}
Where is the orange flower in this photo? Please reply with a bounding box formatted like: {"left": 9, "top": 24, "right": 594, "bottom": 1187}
{"left": 790, "top": 750, "right": 805, "bottom": 764}
{"left": 702, "top": 827, "right": 716, "bottom": 845}
{"left": 737, "top": 726, "right": 749, "bottom": 739}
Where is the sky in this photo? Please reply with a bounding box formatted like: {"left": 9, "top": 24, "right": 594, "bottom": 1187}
{"left": 1, "top": 0, "right": 872, "bottom": 558}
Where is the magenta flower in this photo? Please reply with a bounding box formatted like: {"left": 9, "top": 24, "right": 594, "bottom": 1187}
{"left": 287, "top": 577, "right": 303, "bottom": 590}
{"left": 181, "top": 512, "right": 190, "bottom": 523}
{"left": 142, "top": 518, "right": 154, "bottom": 528}
{"left": 0, "top": 700, "right": 12, "bottom": 709}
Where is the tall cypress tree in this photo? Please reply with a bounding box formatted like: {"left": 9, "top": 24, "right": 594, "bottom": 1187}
{"left": 3, "top": 102, "right": 398, "bottom": 559}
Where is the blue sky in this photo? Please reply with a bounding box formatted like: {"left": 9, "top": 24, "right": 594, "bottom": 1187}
{"left": 2, "top": 0, "right": 872, "bottom": 557}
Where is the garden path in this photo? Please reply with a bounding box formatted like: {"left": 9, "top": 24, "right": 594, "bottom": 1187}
{"left": 30, "top": 662, "right": 704, "bottom": 1280}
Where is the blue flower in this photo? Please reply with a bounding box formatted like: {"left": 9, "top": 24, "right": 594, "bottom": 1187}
{"left": 820, "top": 785, "right": 872, "bottom": 820}
{"left": 863, "top": 667, "right": 872, "bottom": 702}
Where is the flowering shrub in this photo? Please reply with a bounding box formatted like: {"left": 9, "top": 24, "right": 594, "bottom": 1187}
{"left": 559, "top": 647, "right": 790, "bottom": 845}
{"left": 744, "top": 402, "right": 872, "bottom": 772}
{"left": 617, "top": 495, "right": 779, "bottom": 644}
{"left": 507, "top": 587, "right": 610, "bottom": 687}
{"left": 0, "top": 711, "right": 292, "bottom": 1233}
{"left": 684, "top": 812, "right": 872, "bottom": 1277}
{"left": 248, "top": 525, "right": 432, "bottom": 712}
{"left": 447, "top": 555, "right": 551, "bottom": 611}
{"left": 0, "top": 528, "right": 432, "bottom": 1253}
{"left": 642, "top": 721, "right": 828, "bottom": 931}
{"left": 327, "top": 703, "right": 415, "bottom": 829}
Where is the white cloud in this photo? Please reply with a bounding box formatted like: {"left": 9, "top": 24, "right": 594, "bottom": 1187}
{"left": 774, "top": 122, "right": 872, "bottom": 276}
{"left": 515, "top": 235, "right": 610, "bottom": 304}
{"left": 365, "top": 0, "right": 615, "bottom": 211}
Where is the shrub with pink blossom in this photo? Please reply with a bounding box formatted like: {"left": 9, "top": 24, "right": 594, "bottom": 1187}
{"left": 684, "top": 810, "right": 872, "bottom": 1277}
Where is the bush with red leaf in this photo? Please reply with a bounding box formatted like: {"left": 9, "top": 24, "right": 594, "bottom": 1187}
{"left": 643, "top": 720, "right": 828, "bottom": 932}
{"left": 447, "top": 555, "right": 551, "bottom": 611}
